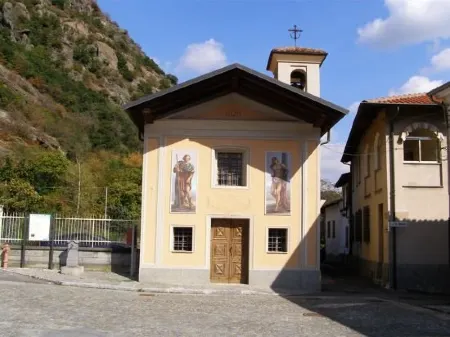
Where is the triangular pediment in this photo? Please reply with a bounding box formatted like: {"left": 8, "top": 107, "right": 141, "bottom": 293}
{"left": 164, "top": 93, "right": 300, "bottom": 122}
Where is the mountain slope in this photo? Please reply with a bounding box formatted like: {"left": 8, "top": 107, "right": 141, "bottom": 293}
{"left": 0, "top": 0, "right": 176, "bottom": 216}
{"left": 0, "top": 0, "right": 176, "bottom": 155}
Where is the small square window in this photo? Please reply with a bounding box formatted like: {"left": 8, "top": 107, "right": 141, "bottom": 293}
{"left": 214, "top": 150, "right": 247, "bottom": 187}
{"left": 172, "top": 227, "right": 193, "bottom": 252}
{"left": 268, "top": 228, "right": 288, "bottom": 253}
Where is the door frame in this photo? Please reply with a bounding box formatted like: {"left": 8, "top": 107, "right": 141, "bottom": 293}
{"left": 206, "top": 215, "right": 253, "bottom": 280}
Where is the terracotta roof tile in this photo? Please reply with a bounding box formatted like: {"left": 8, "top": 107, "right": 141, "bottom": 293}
{"left": 365, "top": 93, "right": 435, "bottom": 105}
{"left": 270, "top": 46, "right": 328, "bottom": 56}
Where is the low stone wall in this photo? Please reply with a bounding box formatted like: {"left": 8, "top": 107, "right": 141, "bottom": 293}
{"left": 6, "top": 246, "right": 138, "bottom": 273}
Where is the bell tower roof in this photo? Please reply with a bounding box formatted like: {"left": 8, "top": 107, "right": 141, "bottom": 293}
{"left": 266, "top": 47, "right": 328, "bottom": 71}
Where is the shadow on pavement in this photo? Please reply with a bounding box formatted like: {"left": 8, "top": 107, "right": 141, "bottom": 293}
{"left": 271, "top": 249, "right": 450, "bottom": 336}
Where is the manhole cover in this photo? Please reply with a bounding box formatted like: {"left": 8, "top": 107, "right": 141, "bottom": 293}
{"left": 303, "top": 312, "right": 323, "bottom": 317}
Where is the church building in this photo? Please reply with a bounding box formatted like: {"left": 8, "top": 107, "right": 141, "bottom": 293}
{"left": 124, "top": 36, "right": 347, "bottom": 292}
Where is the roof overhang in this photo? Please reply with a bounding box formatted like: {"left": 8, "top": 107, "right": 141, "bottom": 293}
{"left": 266, "top": 49, "right": 328, "bottom": 71}
{"left": 428, "top": 81, "right": 450, "bottom": 104}
{"left": 335, "top": 172, "right": 350, "bottom": 188}
{"left": 341, "top": 101, "right": 438, "bottom": 163}
{"left": 124, "top": 63, "right": 347, "bottom": 137}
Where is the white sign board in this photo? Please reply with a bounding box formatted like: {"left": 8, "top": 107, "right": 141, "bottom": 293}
{"left": 389, "top": 221, "right": 408, "bottom": 228}
{"left": 28, "top": 214, "right": 51, "bottom": 241}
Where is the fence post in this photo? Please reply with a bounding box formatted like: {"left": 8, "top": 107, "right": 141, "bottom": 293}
{"left": 130, "top": 224, "right": 136, "bottom": 278}
{"left": 20, "top": 214, "right": 28, "bottom": 268}
{"left": 48, "top": 215, "right": 54, "bottom": 270}
{"left": 0, "top": 205, "right": 3, "bottom": 241}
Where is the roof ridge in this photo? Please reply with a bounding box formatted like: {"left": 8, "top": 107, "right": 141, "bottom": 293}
{"left": 366, "top": 92, "right": 427, "bottom": 102}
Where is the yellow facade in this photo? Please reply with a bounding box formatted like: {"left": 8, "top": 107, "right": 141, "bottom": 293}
{"left": 351, "top": 110, "right": 389, "bottom": 282}
{"left": 138, "top": 97, "right": 323, "bottom": 290}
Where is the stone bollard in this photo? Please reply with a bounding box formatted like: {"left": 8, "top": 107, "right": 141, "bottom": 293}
{"left": 1, "top": 243, "right": 10, "bottom": 269}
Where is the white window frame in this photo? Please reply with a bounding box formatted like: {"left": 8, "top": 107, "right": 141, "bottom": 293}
{"left": 403, "top": 130, "right": 440, "bottom": 164}
{"left": 170, "top": 225, "right": 195, "bottom": 253}
{"left": 211, "top": 146, "right": 250, "bottom": 189}
{"left": 266, "top": 226, "right": 289, "bottom": 254}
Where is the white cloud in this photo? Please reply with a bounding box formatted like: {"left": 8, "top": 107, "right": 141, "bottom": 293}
{"left": 430, "top": 48, "right": 450, "bottom": 72}
{"left": 321, "top": 144, "right": 350, "bottom": 183}
{"left": 389, "top": 75, "right": 444, "bottom": 95}
{"left": 357, "top": 0, "right": 450, "bottom": 48}
{"left": 176, "top": 39, "right": 228, "bottom": 75}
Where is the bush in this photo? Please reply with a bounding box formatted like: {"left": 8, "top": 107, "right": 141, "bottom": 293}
{"left": 0, "top": 83, "right": 18, "bottom": 108}
{"left": 51, "top": 0, "right": 67, "bottom": 10}
{"left": 117, "top": 53, "right": 133, "bottom": 82}
{"left": 73, "top": 43, "right": 97, "bottom": 66}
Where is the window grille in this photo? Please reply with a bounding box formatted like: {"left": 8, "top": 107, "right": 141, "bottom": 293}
{"left": 268, "top": 228, "right": 288, "bottom": 253}
{"left": 217, "top": 152, "right": 244, "bottom": 186}
{"left": 173, "top": 227, "right": 193, "bottom": 252}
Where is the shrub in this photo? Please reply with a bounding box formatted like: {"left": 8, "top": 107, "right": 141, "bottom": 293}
{"left": 117, "top": 53, "right": 133, "bottom": 82}
{"left": 51, "top": 0, "right": 66, "bottom": 9}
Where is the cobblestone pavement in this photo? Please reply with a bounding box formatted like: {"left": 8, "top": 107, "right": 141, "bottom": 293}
{"left": 1, "top": 281, "right": 450, "bottom": 337}
{"left": 0, "top": 269, "right": 49, "bottom": 284}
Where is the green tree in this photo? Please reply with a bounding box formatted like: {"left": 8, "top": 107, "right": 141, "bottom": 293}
{"left": 0, "top": 179, "right": 41, "bottom": 212}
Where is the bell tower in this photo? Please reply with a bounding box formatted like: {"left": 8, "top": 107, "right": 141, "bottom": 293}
{"left": 266, "top": 26, "right": 327, "bottom": 97}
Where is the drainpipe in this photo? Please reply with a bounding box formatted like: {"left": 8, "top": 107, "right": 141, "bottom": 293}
{"left": 388, "top": 106, "right": 398, "bottom": 290}
{"left": 429, "top": 95, "right": 450, "bottom": 267}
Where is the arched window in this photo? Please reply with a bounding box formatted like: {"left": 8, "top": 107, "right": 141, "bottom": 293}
{"left": 403, "top": 128, "right": 440, "bottom": 162}
{"left": 290, "top": 70, "right": 307, "bottom": 91}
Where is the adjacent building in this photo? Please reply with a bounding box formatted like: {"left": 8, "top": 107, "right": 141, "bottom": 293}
{"left": 342, "top": 93, "right": 450, "bottom": 293}
{"left": 124, "top": 46, "right": 347, "bottom": 292}
{"left": 321, "top": 197, "right": 349, "bottom": 260}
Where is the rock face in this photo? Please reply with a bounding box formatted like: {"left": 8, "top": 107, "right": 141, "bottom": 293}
{"left": 96, "top": 41, "right": 118, "bottom": 70}
{"left": 0, "top": 0, "right": 176, "bottom": 155}
{"left": 1, "top": 2, "right": 30, "bottom": 31}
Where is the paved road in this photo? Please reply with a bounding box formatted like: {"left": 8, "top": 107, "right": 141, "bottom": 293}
{"left": 0, "top": 269, "right": 49, "bottom": 284}
{"left": 1, "top": 280, "right": 450, "bottom": 337}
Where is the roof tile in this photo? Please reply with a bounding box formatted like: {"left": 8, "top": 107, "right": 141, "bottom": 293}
{"left": 365, "top": 93, "right": 435, "bottom": 105}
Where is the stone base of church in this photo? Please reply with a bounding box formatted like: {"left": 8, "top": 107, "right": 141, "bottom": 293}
{"left": 249, "top": 269, "right": 321, "bottom": 293}
{"left": 139, "top": 267, "right": 321, "bottom": 293}
{"left": 139, "top": 267, "right": 209, "bottom": 285}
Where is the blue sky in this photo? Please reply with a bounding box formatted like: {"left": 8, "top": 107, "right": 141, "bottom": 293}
{"left": 98, "top": 0, "right": 450, "bottom": 182}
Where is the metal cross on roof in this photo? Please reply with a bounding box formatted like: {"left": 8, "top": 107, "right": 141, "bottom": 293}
{"left": 288, "top": 25, "right": 302, "bottom": 47}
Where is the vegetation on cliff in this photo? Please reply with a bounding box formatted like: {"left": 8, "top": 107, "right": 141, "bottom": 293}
{"left": 0, "top": 0, "right": 176, "bottom": 218}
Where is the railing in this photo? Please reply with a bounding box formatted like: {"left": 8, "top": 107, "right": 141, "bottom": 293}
{"left": 0, "top": 212, "right": 26, "bottom": 244}
{"left": 0, "top": 211, "right": 139, "bottom": 249}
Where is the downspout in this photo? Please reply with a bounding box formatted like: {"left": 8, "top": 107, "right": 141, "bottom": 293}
{"left": 388, "top": 106, "right": 398, "bottom": 290}
{"left": 429, "top": 95, "right": 450, "bottom": 267}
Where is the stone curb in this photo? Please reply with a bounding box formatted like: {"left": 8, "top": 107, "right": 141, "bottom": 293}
{"left": 3, "top": 269, "right": 284, "bottom": 295}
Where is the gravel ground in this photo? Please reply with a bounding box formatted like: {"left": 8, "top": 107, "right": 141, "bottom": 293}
{"left": 1, "top": 281, "right": 450, "bottom": 337}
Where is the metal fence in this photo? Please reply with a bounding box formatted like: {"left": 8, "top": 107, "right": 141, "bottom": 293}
{"left": 0, "top": 210, "right": 139, "bottom": 249}
{"left": 0, "top": 212, "right": 25, "bottom": 244}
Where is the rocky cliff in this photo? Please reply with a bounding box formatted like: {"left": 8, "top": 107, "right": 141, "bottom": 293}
{"left": 0, "top": 0, "right": 176, "bottom": 155}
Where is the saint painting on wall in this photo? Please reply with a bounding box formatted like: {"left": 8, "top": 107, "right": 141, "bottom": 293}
{"left": 265, "top": 152, "right": 291, "bottom": 215}
{"left": 171, "top": 150, "right": 198, "bottom": 213}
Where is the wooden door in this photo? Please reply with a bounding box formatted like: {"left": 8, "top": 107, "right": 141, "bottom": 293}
{"left": 210, "top": 219, "right": 248, "bottom": 284}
